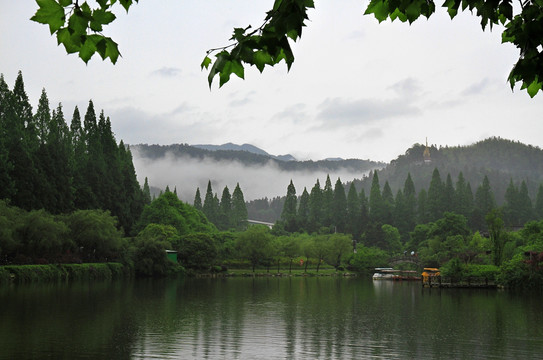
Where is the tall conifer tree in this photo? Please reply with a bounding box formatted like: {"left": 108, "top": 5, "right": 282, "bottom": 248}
{"left": 0, "top": 75, "right": 14, "bottom": 199}
{"left": 333, "top": 178, "right": 347, "bottom": 232}
{"left": 232, "top": 183, "right": 248, "bottom": 230}
{"left": 308, "top": 179, "right": 323, "bottom": 232}
{"left": 281, "top": 180, "right": 298, "bottom": 232}
{"left": 297, "top": 187, "right": 310, "bottom": 231}
{"left": 219, "top": 186, "right": 232, "bottom": 230}
{"left": 193, "top": 187, "right": 202, "bottom": 211}
{"left": 346, "top": 182, "right": 361, "bottom": 238}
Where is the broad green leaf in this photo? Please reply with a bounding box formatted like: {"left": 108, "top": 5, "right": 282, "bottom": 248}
{"left": 253, "top": 51, "right": 272, "bottom": 72}
{"left": 201, "top": 56, "right": 212, "bottom": 70}
{"left": 59, "top": 0, "right": 72, "bottom": 6}
{"left": 526, "top": 80, "right": 542, "bottom": 98}
{"left": 273, "top": 0, "right": 284, "bottom": 11}
{"left": 31, "top": 0, "right": 66, "bottom": 34}
{"left": 119, "top": 0, "right": 135, "bottom": 12}
{"left": 104, "top": 37, "right": 120, "bottom": 63}
{"left": 208, "top": 52, "right": 228, "bottom": 88}
{"left": 219, "top": 60, "right": 245, "bottom": 87}
{"left": 79, "top": 35, "right": 97, "bottom": 63}
{"left": 56, "top": 27, "right": 80, "bottom": 53}
{"left": 93, "top": 9, "right": 116, "bottom": 25}
{"left": 68, "top": 10, "right": 89, "bottom": 36}
{"left": 365, "top": 0, "right": 391, "bottom": 23}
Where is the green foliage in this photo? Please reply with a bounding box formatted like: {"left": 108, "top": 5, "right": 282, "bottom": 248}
{"left": 31, "top": 0, "right": 126, "bottom": 64}
{"left": 137, "top": 191, "right": 217, "bottom": 236}
{"left": 497, "top": 253, "right": 543, "bottom": 289}
{"left": 132, "top": 224, "right": 183, "bottom": 277}
{"left": 203, "top": 0, "right": 314, "bottom": 87}
{"left": 348, "top": 245, "right": 389, "bottom": 273}
{"left": 177, "top": 233, "right": 217, "bottom": 270}
{"left": 236, "top": 225, "right": 273, "bottom": 272}
{"left": 64, "top": 209, "right": 123, "bottom": 262}
{"left": 30, "top": 1, "right": 543, "bottom": 95}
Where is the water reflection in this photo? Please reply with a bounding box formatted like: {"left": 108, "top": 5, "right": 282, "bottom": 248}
{"left": 1, "top": 277, "right": 542, "bottom": 359}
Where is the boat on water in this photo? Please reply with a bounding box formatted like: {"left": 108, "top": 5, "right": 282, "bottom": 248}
{"left": 372, "top": 268, "right": 421, "bottom": 281}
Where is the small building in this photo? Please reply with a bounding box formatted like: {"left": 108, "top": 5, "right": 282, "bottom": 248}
{"left": 423, "top": 138, "right": 431, "bottom": 164}
{"left": 165, "top": 250, "right": 178, "bottom": 263}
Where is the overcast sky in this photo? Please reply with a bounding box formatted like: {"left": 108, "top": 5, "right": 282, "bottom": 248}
{"left": 2, "top": 0, "right": 542, "bottom": 165}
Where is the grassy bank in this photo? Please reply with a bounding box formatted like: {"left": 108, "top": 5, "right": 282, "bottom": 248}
{"left": 0, "top": 263, "right": 132, "bottom": 284}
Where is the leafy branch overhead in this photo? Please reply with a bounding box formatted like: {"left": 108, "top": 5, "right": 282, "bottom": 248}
{"left": 31, "top": 0, "right": 138, "bottom": 63}
{"left": 31, "top": 0, "right": 543, "bottom": 96}
{"left": 201, "top": 0, "right": 314, "bottom": 88}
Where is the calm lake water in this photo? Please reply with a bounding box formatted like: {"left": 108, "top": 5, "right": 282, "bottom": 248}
{"left": 1, "top": 276, "right": 542, "bottom": 359}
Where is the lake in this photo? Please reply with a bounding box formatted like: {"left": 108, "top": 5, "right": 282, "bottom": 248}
{"left": 1, "top": 276, "right": 542, "bottom": 359}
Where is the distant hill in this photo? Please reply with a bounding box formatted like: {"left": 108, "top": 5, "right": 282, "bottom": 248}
{"left": 193, "top": 143, "right": 297, "bottom": 161}
{"left": 131, "top": 143, "right": 383, "bottom": 173}
{"left": 352, "top": 137, "right": 543, "bottom": 205}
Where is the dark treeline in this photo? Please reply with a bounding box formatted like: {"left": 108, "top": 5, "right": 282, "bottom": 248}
{"left": 0, "top": 72, "right": 145, "bottom": 234}
{"left": 276, "top": 168, "right": 543, "bottom": 241}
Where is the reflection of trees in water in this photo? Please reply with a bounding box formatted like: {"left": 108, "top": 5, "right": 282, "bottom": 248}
{"left": 3, "top": 278, "right": 543, "bottom": 359}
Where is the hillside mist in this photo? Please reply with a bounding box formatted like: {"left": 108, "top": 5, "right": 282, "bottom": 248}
{"left": 130, "top": 144, "right": 384, "bottom": 202}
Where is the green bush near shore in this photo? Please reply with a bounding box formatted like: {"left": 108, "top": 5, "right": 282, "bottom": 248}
{"left": 0, "top": 263, "right": 132, "bottom": 284}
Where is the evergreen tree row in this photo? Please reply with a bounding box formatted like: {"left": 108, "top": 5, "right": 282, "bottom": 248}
{"left": 0, "top": 72, "right": 145, "bottom": 234}
{"left": 193, "top": 181, "right": 248, "bottom": 231}
{"left": 278, "top": 169, "right": 543, "bottom": 243}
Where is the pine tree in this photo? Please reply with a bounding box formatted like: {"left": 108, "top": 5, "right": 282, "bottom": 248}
{"left": 417, "top": 188, "right": 428, "bottom": 223}
{"left": 443, "top": 173, "right": 455, "bottom": 213}
{"left": 393, "top": 189, "right": 408, "bottom": 240}
{"left": 472, "top": 175, "right": 496, "bottom": 230}
{"left": 203, "top": 180, "right": 217, "bottom": 224}
{"left": 0, "top": 75, "right": 14, "bottom": 199}
{"left": 359, "top": 188, "right": 370, "bottom": 237}
{"left": 297, "top": 187, "right": 310, "bottom": 231}
{"left": 402, "top": 173, "right": 417, "bottom": 235}
{"left": 219, "top": 186, "right": 232, "bottom": 230}
{"left": 98, "top": 113, "right": 122, "bottom": 216}
{"left": 503, "top": 179, "right": 519, "bottom": 226}
{"left": 117, "top": 143, "right": 145, "bottom": 234}
{"left": 281, "top": 180, "right": 298, "bottom": 232}
{"left": 8, "top": 72, "right": 39, "bottom": 210}
{"left": 322, "top": 175, "right": 334, "bottom": 227}
{"left": 45, "top": 104, "right": 73, "bottom": 212}
{"left": 346, "top": 182, "right": 361, "bottom": 238}
{"left": 232, "top": 183, "right": 248, "bottom": 230}
{"left": 518, "top": 181, "right": 534, "bottom": 224}
{"left": 535, "top": 184, "right": 543, "bottom": 220}
{"left": 70, "top": 106, "right": 91, "bottom": 209}
{"left": 193, "top": 187, "right": 202, "bottom": 211}
{"left": 308, "top": 179, "right": 323, "bottom": 232}
{"left": 454, "top": 172, "right": 473, "bottom": 219}
{"left": 369, "top": 171, "right": 385, "bottom": 223}
{"left": 426, "top": 168, "right": 444, "bottom": 222}
{"left": 333, "top": 178, "right": 347, "bottom": 232}
{"left": 34, "top": 88, "right": 51, "bottom": 145}
{"left": 142, "top": 177, "right": 152, "bottom": 205}
{"left": 381, "top": 181, "right": 394, "bottom": 225}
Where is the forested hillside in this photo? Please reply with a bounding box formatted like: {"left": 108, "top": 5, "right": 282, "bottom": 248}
{"left": 353, "top": 138, "right": 543, "bottom": 204}
{"left": 131, "top": 143, "right": 383, "bottom": 173}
